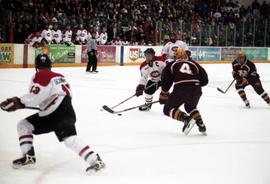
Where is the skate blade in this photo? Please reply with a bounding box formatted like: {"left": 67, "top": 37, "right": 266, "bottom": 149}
{"left": 86, "top": 167, "right": 105, "bottom": 175}
{"left": 200, "top": 132, "right": 207, "bottom": 136}
{"left": 184, "top": 119, "right": 196, "bottom": 135}
{"left": 12, "top": 163, "right": 36, "bottom": 170}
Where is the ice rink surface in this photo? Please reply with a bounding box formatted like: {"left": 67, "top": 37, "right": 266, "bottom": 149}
{"left": 0, "top": 63, "right": 270, "bottom": 184}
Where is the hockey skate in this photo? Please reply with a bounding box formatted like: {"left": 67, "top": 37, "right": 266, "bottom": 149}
{"left": 182, "top": 116, "right": 196, "bottom": 135}
{"left": 12, "top": 147, "right": 36, "bottom": 169}
{"left": 86, "top": 154, "right": 105, "bottom": 174}
{"left": 139, "top": 104, "right": 152, "bottom": 111}
{"left": 244, "top": 100, "right": 250, "bottom": 108}
{"left": 196, "top": 120, "right": 207, "bottom": 136}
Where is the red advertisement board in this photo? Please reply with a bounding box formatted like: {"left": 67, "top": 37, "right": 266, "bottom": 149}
{"left": 81, "top": 45, "right": 116, "bottom": 63}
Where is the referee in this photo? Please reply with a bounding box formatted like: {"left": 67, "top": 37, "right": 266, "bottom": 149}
{"left": 86, "top": 33, "right": 98, "bottom": 73}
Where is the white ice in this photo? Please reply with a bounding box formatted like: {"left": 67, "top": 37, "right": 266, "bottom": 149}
{"left": 0, "top": 64, "right": 270, "bottom": 184}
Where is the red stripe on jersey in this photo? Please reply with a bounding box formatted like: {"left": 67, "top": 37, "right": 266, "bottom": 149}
{"left": 79, "top": 145, "right": 90, "bottom": 156}
{"left": 33, "top": 70, "right": 64, "bottom": 86}
{"left": 44, "top": 96, "right": 59, "bottom": 111}
{"left": 139, "top": 61, "right": 148, "bottom": 70}
{"left": 154, "top": 56, "right": 166, "bottom": 62}
{"left": 19, "top": 135, "right": 33, "bottom": 140}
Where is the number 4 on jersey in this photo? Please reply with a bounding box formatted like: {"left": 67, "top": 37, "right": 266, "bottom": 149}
{"left": 180, "top": 63, "right": 193, "bottom": 75}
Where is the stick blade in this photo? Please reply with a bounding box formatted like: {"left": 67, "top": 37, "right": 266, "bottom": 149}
{"left": 217, "top": 88, "right": 225, "bottom": 94}
{"left": 102, "top": 105, "right": 115, "bottom": 114}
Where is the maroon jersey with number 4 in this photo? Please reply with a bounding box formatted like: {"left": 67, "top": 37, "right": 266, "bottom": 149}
{"left": 161, "top": 59, "right": 208, "bottom": 92}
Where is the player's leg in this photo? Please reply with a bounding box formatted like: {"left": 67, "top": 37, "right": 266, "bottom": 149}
{"left": 235, "top": 83, "right": 250, "bottom": 108}
{"left": 12, "top": 112, "right": 51, "bottom": 169}
{"left": 139, "top": 80, "right": 159, "bottom": 111}
{"left": 251, "top": 80, "right": 270, "bottom": 106}
{"left": 58, "top": 120, "right": 105, "bottom": 172}
{"left": 184, "top": 87, "right": 206, "bottom": 134}
{"left": 63, "top": 135, "right": 105, "bottom": 172}
{"left": 185, "top": 105, "right": 206, "bottom": 134}
{"left": 163, "top": 90, "right": 195, "bottom": 135}
{"left": 13, "top": 118, "right": 36, "bottom": 169}
{"left": 55, "top": 97, "right": 105, "bottom": 172}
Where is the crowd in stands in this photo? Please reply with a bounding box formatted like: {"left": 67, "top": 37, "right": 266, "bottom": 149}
{"left": 0, "top": 0, "right": 269, "bottom": 46}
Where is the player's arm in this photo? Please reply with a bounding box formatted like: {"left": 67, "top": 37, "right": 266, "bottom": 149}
{"left": 196, "top": 63, "right": 208, "bottom": 87}
{"left": 159, "top": 63, "right": 173, "bottom": 104}
{"left": 20, "top": 82, "right": 52, "bottom": 108}
{"left": 248, "top": 61, "right": 259, "bottom": 78}
{"left": 161, "top": 63, "right": 174, "bottom": 92}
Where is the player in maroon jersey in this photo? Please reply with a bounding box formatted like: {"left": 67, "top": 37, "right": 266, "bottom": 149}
{"left": 159, "top": 48, "right": 208, "bottom": 135}
{"left": 232, "top": 51, "right": 270, "bottom": 108}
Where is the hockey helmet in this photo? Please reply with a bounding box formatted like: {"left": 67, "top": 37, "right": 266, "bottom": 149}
{"left": 237, "top": 51, "right": 246, "bottom": 64}
{"left": 174, "top": 48, "right": 186, "bottom": 59}
{"left": 144, "top": 48, "right": 155, "bottom": 56}
{"left": 35, "top": 53, "right": 52, "bottom": 69}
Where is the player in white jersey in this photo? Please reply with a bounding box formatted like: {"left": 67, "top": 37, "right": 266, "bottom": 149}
{"left": 52, "top": 24, "right": 62, "bottom": 44}
{"left": 41, "top": 24, "right": 53, "bottom": 44}
{"left": 135, "top": 48, "right": 166, "bottom": 111}
{"left": 76, "top": 24, "right": 88, "bottom": 45}
{"left": 162, "top": 32, "right": 189, "bottom": 62}
{"left": 26, "top": 31, "right": 43, "bottom": 48}
{"left": 0, "top": 54, "right": 105, "bottom": 173}
{"left": 62, "top": 25, "right": 73, "bottom": 46}
{"left": 98, "top": 28, "right": 108, "bottom": 45}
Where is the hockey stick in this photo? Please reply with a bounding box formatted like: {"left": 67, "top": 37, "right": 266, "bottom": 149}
{"left": 217, "top": 79, "right": 236, "bottom": 94}
{"left": 25, "top": 106, "right": 40, "bottom": 110}
{"left": 1, "top": 105, "right": 40, "bottom": 111}
{"left": 102, "top": 100, "right": 160, "bottom": 114}
{"left": 100, "top": 94, "right": 136, "bottom": 111}
{"left": 101, "top": 82, "right": 158, "bottom": 111}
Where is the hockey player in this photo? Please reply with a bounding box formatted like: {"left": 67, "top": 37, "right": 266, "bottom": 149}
{"left": 97, "top": 27, "right": 108, "bottom": 45}
{"left": 162, "top": 32, "right": 189, "bottom": 63}
{"left": 75, "top": 24, "right": 88, "bottom": 45}
{"left": 135, "top": 48, "right": 166, "bottom": 111}
{"left": 26, "top": 31, "right": 43, "bottom": 48}
{"left": 159, "top": 48, "right": 208, "bottom": 135}
{"left": 52, "top": 24, "right": 62, "bottom": 44}
{"left": 0, "top": 54, "right": 105, "bottom": 173}
{"left": 232, "top": 51, "right": 270, "bottom": 108}
{"left": 41, "top": 24, "right": 53, "bottom": 44}
{"left": 62, "top": 25, "right": 73, "bottom": 46}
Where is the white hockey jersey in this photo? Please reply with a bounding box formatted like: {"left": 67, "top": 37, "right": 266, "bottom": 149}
{"left": 162, "top": 40, "right": 189, "bottom": 61}
{"left": 52, "top": 29, "right": 62, "bottom": 43}
{"left": 27, "top": 33, "right": 42, "bottom": 47}
{"left": 41, "top": 29, "right": 53, "bottom": 43}
{"left": 63, "top": 29, "right": 72, "bottom": 43}
{"left": 20, "top": 70, "right": 72, "bottom": 117}
{"left": 139, "top": 56, "right": 166, "bottom": 85}
{"left": 76, "top": 29, "right": 88, "bottom": 43}
{"left": 98, "top": 32, "right": 108, "bottom": 45}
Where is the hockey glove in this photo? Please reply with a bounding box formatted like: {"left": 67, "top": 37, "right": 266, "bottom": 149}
{"left": 238, "top": 70, "right": 248, "bottom": 78}
{"left": 0, "top": 97, "right": 25, "bottom": 112}
{"left": 236, "top": 77, "right": 248, "bottom": 86}
{"left": 135, "top": 84, "right": 145, "bottom": 97}
{"left": 159, "top": 90, "right": 170, "bottom": 104}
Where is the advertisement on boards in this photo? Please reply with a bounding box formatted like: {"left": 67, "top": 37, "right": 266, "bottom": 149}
{"left": 242, "top": 48, "right": 268, "bottom": 61}
{"left": 35, "top": 45, "right": 75, "bottom": 63}
{"left": 0, "top": 44, "right": 14, "bottom": 64}
{"left": 81, "top": 45, "right": 116, "bottom": 63}
{"left": 125, "top": 46, "right": 163, "bottom": 64}
{"left": 221, "top": 47, "right": 241, "bottom": 61}
{"left": 197, "top": 47, "right": 220, "bottom": 61}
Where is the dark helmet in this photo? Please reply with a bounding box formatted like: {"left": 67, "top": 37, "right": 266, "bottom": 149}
{"left": 144, "top": 48, "right": 155, "bottom": 56}
{"left": 35, "top": 53, "right": 52, "bottom": 69}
